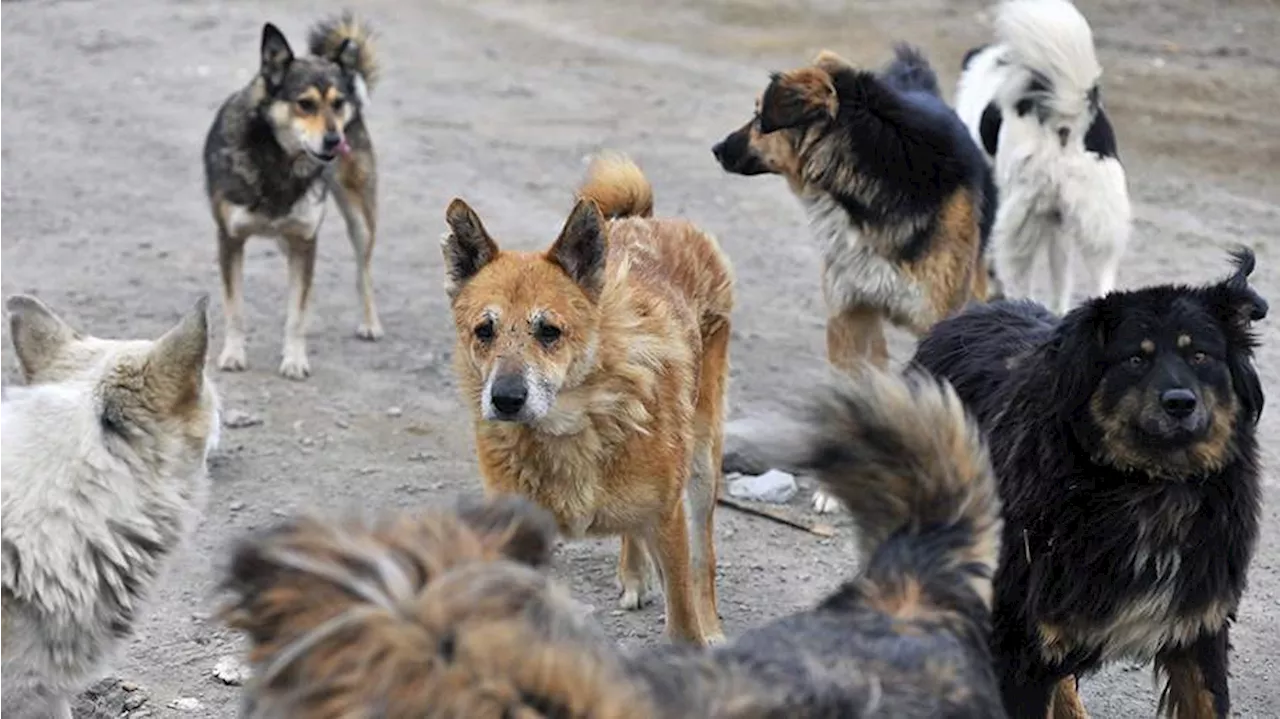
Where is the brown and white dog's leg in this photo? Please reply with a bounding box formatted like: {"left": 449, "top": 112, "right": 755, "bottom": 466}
{"left": 1047, "top": 676, "right": 1089, "bottom": 719}
{"left": 335, "top": 163, "right": 382, "bottom": 341}
{"left": 217, "top": 228, "right": 250, "bottom": 372}
{"left": 814, "top": 306, "right": 886, "bottom": 513}
{"left": 278, "top": 233, "right": 318, "bottom": 380}
{"left": 687, "top": 319, "right": 730, "bottom": 643}
{"left": 825, "top": 305, "right": 889, "bottom": 375}
{"left": 1156, "top": 631, "right": 1230, "bottom": 719}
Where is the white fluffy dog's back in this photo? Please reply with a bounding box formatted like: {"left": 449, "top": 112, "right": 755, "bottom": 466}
{"left": 1, "top": 296, "right": 219, "bottom": 719}
{"left": 955, "top": 0, "right": 1131, "bottom": 314}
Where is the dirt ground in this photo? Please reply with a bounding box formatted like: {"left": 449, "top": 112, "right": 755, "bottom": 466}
{"left": 3, "top": 0, "right": 1279, "bottom": 716}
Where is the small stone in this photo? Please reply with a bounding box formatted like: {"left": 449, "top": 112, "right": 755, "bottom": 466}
{"left": 123, "top": 693, "right": 147, "bottom": 711}
{"left": 168, "top": 697, "right": 203, "bottom": 711}
{"left": 120, "top": 682, "right": 139, "bottom": 692}
{"left": 386, "top": 406, "right": 404, "bottom": 418}
{"left": 222, "top": 409, "right": 263, "bottom": 429}
{"left": 271, "top": 509, "right": 287, "bottom": 518}
{"left": 358, "top": 466, "right": 378, "bottom": 476}
{"left": 228, "top": 501, "right": 246, "bottom": 512}
{"left": 727, "top": 469, "right": 798, "bottom": 504}
{"left": 212, "top": 655, "right": 252, "bottom": 686}
{"left": 334, "top": 418, "right": 351, "bottom": 429}
{"left": 408, "top": 451, "right": 434, "bottom": 462}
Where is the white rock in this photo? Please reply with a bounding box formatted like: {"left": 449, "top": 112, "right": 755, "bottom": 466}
{"left": 168, "top": 698, "right": 203, "bottom": 711}
{"left": 212, "top": 655, "right": 252, "bottom": 686}
{"left": 727, "top": 469, "right": 797, "bottom": 504}
{"left": 222, "top": 409, "right": 263, "bottom": 429}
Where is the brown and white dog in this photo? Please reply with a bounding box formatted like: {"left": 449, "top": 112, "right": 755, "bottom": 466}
{"left": 714, "top": 44, "right": 997, "bottom": 511}
{"left": 440, "top": 153, "right": 735, "bottom": 646}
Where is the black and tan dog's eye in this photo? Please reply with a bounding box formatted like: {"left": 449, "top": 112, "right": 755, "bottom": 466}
{"left": 1190, "top": 351, "right": 1209, "bottom": 365}
{"left": 536, "top": 324, "right": 562, "bottom": 346}
{"left": 474, "top": 320, "right": 495, "bottom": 343}
{"left": 332, "top": 98, "right": 346, "bottom": 112}
{"left": 1126, "top": 355, "right": 1147, "bottom": 369}
{"left": 296, "top": 98, "right": 318, "bottom": 114}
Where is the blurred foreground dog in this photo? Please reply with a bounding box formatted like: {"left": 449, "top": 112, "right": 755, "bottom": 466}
{"left": 714, "top": 44, "right": 996, "bottom": 512}
{"left": 224, "top": 369, "right": 1006, "bottom": 717}
{"left": 439, "top": 153, "right": 734, "bottom": 645}
{"left": 912, "top": 249, "right": 1267, "bottom": 718}
{"left": 955, "top": 0, "right": 1130, "bottom": 314}
{"left": 204, "top": 13, "right": 382, "bottom": 380}
{"left": 1, "top": 296, "right": 220, "bottom": 719}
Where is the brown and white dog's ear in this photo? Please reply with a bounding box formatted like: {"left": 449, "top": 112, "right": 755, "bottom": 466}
{"left": 547, "top": 200, "right": 607, "bottom": 302}
{"left": 455, "top": 495, "right": 560, "bottom": 567}
{"left": 758, "top": 67, "right": 837, "bottom": 133}
{"left": 6, "top": 295, "right": 81, "bottom": 382}
{"left": 442, "top": 198, "right": 500, "bottom": 299}
{"left": 146, "top": 296, "right": 210, "bottom": 407}
{"left": 260, "top": 23, "right": 294, "bottom": 90}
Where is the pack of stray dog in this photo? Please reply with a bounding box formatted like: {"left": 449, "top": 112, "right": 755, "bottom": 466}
{"left": 1, "top": 1, "right": 1271, "bottom": 718}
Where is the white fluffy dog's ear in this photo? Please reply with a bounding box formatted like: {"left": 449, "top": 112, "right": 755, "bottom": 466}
{"left": 6, "top": 295, "right": 82, "bottom": 381}
{"left": 147, "top": 296, "right": 211, "bottom": 405}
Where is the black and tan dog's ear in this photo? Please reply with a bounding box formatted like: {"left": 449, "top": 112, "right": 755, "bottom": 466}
{"left": 1219, "top": 247, "right": 1268, "bottom": 323}
{"left": 812, "top": 49, "right": 854, "bottom": 75}
{"left": 758, "top": 67, "right": 837, "bottom": 133}
{"left": 6, "top": 295, "right": 81, "bottom": 383}
{"left": 260, "top": 23, "right": 294, "bottom": 89}
{"left": 455, "top": 495, "right": 560, "bottom": 567}
{"left": 442, "top": 198, "right": 500, "bottom": 299}
{"left": 548, "top": 200, "right": 607, "bottom": 302}
{"left": 1046, "top": 299, "right": 1110, "bottom": 418}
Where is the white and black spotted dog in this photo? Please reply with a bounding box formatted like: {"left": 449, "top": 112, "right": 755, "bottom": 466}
{"left": 956, "top": 0, "right": 1131, "bottom": 315}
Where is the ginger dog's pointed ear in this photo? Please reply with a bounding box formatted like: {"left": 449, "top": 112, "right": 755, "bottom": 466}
{"left": 442, "top": 198, "right": 500, "bottom": 299}
{"left": 547, "top": 200, "right": 607, "bottom": 302}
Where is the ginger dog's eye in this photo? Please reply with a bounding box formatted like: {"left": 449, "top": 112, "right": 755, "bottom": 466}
{"left": 475, "top": 320, "right": 495, "bottom": 343}
{"left": 535, "top": 324, "right": 561, "bottom": 347}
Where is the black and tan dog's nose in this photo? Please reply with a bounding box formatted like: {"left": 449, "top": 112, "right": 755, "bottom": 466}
{"left": 322, "top": 131, "right": 343, "bottom": 153}
{"left": 490, "top": 374, "right": 528, "bottom": 416}
{"left": 1160, "top": 388, "right": 1198, "bottom": 419}
{"left": 711, "top": 140, "right": 727, "bottom": 163}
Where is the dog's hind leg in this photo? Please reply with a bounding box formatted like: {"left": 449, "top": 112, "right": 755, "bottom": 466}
{"left": 1046, "top": 230, "right": 1075, "bottom": 315}
{"left": 217, "top": 228, "right": 250, "bottom": 372}
{"left": 1156, "top": 630, "right": 1230, "bottom": 719}
{"left": 278, "top": 233, "right": 318, "bottom": 380}
{"left": 687, "top": 318, "right": 730, "bottom": 643}
{"left": 616, "top": 534, "right": 656, "bottom": 610}
{"left": 335, "top": 157, "right": 383, "bottom": 341}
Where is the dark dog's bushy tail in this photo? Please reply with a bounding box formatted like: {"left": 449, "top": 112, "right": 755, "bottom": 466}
{"left": 880, "top": 43, "right": 942, "bottom": 96}
{"left": 576, "top": 151, "right": 655, "bottom": 220}
{"left": 309, "top": 12, "right": 379, "bottom": 93}
{"left": 223, "top": 496, "right": 645, "bottom": 718}
{"left": 737, "top": 369, "right": 1002, "bottom": 609}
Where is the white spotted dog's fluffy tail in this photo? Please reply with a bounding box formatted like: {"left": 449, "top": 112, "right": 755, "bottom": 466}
{"left": 995, "top": 0, "right": 1102, "bottom": 124}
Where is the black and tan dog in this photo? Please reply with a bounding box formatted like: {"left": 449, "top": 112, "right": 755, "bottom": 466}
{"left": 713, "top": 44, "right": 997, "bottom": 375}
{"left": 204, "top": 13, "right": 381, "bottom": 380}
{"left": 912, "top": 248, "right": 1267, "bottom": 718}
{"left": 222, "top": 370, "right": 1006, "bottom": 718}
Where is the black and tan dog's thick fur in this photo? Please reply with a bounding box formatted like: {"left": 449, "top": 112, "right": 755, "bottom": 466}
{"left": 714, "top": 45, "right": 997, "bottom": 374}
{"left": 223, "top": 370, "right": 1006, "bottom": 718}
{"left": 204, "top": 13, "right": 381, "bottom": 380}
{"left": 912, "top": 249, "right": 1268, "bottom": 718}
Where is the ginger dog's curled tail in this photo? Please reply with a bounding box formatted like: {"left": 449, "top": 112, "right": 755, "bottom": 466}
{"left": 736, "top": 369, "right": 1003, "bottom": 609}
{"left": 223, "top": 496, "right": 646, "bottom": 718}
{"left": 309, "top": 12, "right": 379, "bottom": 97}
{"left": 576, "top": 152, "right": 655, "bottom": 219}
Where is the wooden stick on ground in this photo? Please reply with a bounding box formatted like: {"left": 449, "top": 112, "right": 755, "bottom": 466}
{"left": 716, "top": 496, "right": 836, "bottom": 537}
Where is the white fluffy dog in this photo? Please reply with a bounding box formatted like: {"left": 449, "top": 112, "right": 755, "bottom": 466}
{"left": 1, "top": 296, "right": 220, "bottom": 719}
{"left": 955, "top": 0, "right": 1131, "bottom": 314}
